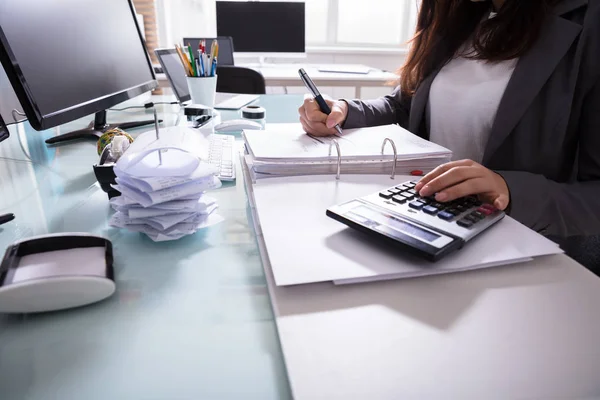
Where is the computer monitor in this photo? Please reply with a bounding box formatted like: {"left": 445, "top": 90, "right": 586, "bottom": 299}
{"left": 182, "top": 37, "right": 235, "bottom": 66}
{"left": 0, "top": 0, "right": 158, "bottom": 145}
{"left": 216, "top": 1, "right": 305, "bottom": 58}
{"left": 155, "top": 49, "right": 192, "bottom": 104}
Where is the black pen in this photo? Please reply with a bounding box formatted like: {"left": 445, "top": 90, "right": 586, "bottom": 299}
{"left": 298, "top": 68, "right": 344, "bottom": 136}
{"left": 0, "top": 213, "right": 15, "bottom": 226}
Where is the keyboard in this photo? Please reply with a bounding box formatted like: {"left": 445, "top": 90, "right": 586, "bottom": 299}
{"left": 214, "top": 93, "right": 259, "bottom": 110}
{"left": 208, "top": 134, "right": 236, "bottom": 181}
{"left": 326, "top": 180, "right": 505, "bottom": 261}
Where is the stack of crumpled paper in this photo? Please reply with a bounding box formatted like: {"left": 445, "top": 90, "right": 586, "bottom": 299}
{"left": 108, "top": 127, "right": 224, "bottom": 241}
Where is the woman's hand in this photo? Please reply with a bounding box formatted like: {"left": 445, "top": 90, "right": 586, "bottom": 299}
{"left": 414, "top": 159, "right": 511, "bottom": 210}
{"left": 298, "top": 94, "right": 348, "bottom": 136}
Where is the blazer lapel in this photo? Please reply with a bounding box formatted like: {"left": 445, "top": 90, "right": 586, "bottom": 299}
{"left": 482, "top": 2, "right": 585, "bottom": 164}
{"left": 408, "top": 70, "right": 440, "bottom": 136}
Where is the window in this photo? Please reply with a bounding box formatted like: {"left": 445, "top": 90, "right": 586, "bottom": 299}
{"left": 155, "top": 0, "right": 418, "bottom": 51}
{"left": 307, "top": 0, "right": 418, "bottom": 48}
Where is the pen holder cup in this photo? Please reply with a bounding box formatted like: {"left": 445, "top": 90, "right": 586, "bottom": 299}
{"left": 186, "top": 76, "right": 217, "bottom": 108}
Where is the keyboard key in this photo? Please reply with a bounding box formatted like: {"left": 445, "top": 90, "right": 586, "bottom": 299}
{"left": 457, "top": 219, "right": 474, "bottom": 228}
{"left": 379, "top": 191, "right": 394, "bottom": 199}
{"left": 401, "top": 193, "right": 414, "bottom": 201}
{"left": 389, "top": 188, "right": 401, "bottom": 195}
{"left": 409, "top": 200, "right": 425, "bottom": 210}
{"left": 456, "top": 205, "right": 468, "bottom": 213}
{"left": 423, "top": 205, "right": 439, "bottom": 215}
{"left": 392, "top": 195, "right": 407, "bottom": 204}
{"left": 431, "top": 202, "right": 445, "bottom": 209}
{"left": 407, "top": 189, "right": 417, "bottom": 195}
{"left": 464, "top": 214, "right": 479, "bottom": 223}
{"left": 438, "top": 211, "right": 455, "bottom": 221}
{"left": 477, "top": 207, "right": 493, "bottom": 216}
{"left": 446, "top": 208, "right": 461, "bottom": 216}
{"left": 471, "top": 211, "right": 485, "bottom": 220}
{"left": 404, "top": 182, "right": 416, "bottom": 188}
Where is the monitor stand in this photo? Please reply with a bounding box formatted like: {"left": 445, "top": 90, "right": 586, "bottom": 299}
{"left": 45, "top": 110, "right": 157, "bottom": 145}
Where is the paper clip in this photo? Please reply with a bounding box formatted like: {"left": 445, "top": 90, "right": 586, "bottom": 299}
{"left": 381, "top": 138, "right": 398, "bottom": 179}
{"left": 328, "top": 139, "right": 342, "bottom": 180}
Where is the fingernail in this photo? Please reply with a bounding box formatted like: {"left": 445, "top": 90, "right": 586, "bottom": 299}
{"left": 419, "top": 185, "right": 431, "bottom": 196}
{"left": 435, "top": 192, "right": 448, "bottom": 202}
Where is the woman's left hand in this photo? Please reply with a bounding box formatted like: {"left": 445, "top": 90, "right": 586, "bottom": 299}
{"left": 414, "top": 160, "right": 511, "bottom": 210}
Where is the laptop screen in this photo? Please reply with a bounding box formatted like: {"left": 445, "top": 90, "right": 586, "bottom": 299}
{"left": 155, "top": 49, "right": 191, "bottom": 103}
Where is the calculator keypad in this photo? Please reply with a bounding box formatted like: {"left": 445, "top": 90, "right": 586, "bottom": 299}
{"left": 378, "top": 181, "right": 498, "bottom": 229}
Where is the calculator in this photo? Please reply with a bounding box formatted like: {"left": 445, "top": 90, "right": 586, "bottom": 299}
{"left": 326, "top": 180, "right": 505, "bottom": 261}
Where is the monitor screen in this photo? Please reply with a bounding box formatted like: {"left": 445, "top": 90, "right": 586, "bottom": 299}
{"left": 183, "top": 37, "right": 235, "bottom": 66}
{"left": 0, "top": 0, "right": 157, "bottom": 130}
{"left": 216, "top": 1, "right": 305, "bottom": 54}
{"left": 155, "top": 49, "right": 191, "bottom": 103}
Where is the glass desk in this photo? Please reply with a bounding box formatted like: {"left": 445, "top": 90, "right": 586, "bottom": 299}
{"left": 0, "top": 95, "right": 302, "bottom": 400}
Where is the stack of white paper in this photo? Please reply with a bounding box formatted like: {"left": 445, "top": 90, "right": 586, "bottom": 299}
{"left": 107, "top": 128, "right": 224, "bottom": 242}
{"left": 243, "top": 123, "right": 452, "bottom": 179}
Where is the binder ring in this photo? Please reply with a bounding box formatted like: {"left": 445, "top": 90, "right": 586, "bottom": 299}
{"left": 328, "top": 139, "right": 342, "bottom": 180}
{"left": 381, "top": 138, "right": 398, "bottom": 179}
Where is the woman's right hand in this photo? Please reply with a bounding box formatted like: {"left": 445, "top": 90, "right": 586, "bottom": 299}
{"left": 298, "top": 95, "right": 349, "bottom": 136}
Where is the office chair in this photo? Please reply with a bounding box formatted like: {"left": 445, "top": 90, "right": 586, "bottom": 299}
{"left": 216, "top": 66, "right": 266, "bottom": 95}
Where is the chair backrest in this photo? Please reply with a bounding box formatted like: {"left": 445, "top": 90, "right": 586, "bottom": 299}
{"left": 182, "top": 37, "right": 235, "bottom": 66}
{"left": 216, "top": 66, "right": 266, "bottom": 95}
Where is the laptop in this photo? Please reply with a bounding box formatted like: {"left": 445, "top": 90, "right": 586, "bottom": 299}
{"left": 154, "top": 48, "right": 258, "bottom": 110}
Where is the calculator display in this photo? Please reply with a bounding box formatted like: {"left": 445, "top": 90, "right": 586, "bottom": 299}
{"left": 347, "top": 205, "right": 441, "bottom": 243}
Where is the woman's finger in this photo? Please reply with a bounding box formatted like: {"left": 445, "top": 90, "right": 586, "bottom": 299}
{"left": 419, "top": 166, "right": 483, "bottom": 197}
{"left": 415, "top": 160, "right": 475, "bottom": 192}
{"left": 434, "top": 177, "right": 489, "bottom": 202}
{"left": 300, "top": 115, "right": 336, "bottom": 136}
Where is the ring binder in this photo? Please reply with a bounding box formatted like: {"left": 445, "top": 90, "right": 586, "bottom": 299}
{"left": 328, "top": 139, "right": 342, "bottom": 180}
{"left": 381, "top": 138, "right": 398, "bottom": 179}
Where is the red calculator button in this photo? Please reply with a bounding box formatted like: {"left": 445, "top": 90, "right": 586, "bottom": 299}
{"left": 481, "top": 204, "right": 497, "bottom": 212}
{"left": 477, "top": 207, "right": 493, "bottom": 216}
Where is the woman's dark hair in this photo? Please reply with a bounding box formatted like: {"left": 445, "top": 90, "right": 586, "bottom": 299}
{"left": 400, "top": 0, "right": 559, "bottom": 95}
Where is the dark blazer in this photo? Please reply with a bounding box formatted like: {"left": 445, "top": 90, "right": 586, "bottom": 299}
{"left": 343, "top": 0, "right": 600, "bottom": 240}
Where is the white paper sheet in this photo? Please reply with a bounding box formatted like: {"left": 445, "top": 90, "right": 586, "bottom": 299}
{"left": 113, "top": 175, "right": 221, "bottom": 207}
{"left": 109, "top": 211, "right": 224, "bottom": 242}
{"left": 118, "top": 163, "right": 218, "bottom": 193}
{"left": 125, "top": 196, "right": 217, "bottom": 218}
{"left": 248, "top": 174, "right": 564, "bottom": 286}
{"left": 115, "top": 126, "right": 210, "bottom": 178}
{"left": 243, "top": 123, "right": 452, "bottom": 162}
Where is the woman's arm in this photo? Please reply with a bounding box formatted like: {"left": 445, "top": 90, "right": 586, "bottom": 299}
{"left": 497, "top": 79, "right": 600, "bottom": 238}
{"left": 343, "top": 86, "right": 412, "bottom": 129}
{"left": 416, "top": 79, "right": 600, "bottom": 239}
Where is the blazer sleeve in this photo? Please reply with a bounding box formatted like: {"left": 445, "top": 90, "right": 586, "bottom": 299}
{"left": 342, "top": 86, "right": 412, "bottom": 129}
{"left": 497, "top": 78, "right": 600, "bottom": 238}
